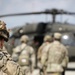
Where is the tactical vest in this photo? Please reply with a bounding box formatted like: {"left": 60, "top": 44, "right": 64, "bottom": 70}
{"left": 46, "top": 42, "right": 66, "bottom": 72}
{"left": 0, "top": 50, "right": 11, "bottom": 75}
{"left": 18, "top": 46, "right": 31, "bottom": 66}
{"left": 12, "top": 45, "right": 28, "bottom": 62}
{"left": 0, "top": 50, "right": 24, "bottom": 75}
{"left": 38, "top": 42, "right": 49, "bottom": 60}
{"left": 48, "top": 43, "right": 65, "bottom": 64}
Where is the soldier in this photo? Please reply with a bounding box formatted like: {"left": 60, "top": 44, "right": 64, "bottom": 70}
{"left": 41, "top": 33, "right": 69, "bottom": 75}
{"left": 0, "top": 20, "right": 24, "bottom": 75}
{"left": 37, "top": 35, "right": 53, "bottom": 60}
{"left": 37, "top": 35, "right": 53, "bottom": 75}
{"left": 12, "top": 35, "right": 35, "bottom": 75}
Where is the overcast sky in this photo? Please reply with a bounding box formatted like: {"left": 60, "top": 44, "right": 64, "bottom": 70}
{"left": 0, "top": 0, "right": 75, "bottom": 29}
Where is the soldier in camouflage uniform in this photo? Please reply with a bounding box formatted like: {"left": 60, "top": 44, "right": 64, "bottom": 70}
{"left": 0, "top": 20, "right": 24, "bottom": 75}
{"left": 37, "top": 35, "right": 53, "bottom": 75}
{"left": 12, "top": 35, "right": 35, "bottom": 75}
{"left": 41, "top": 33, "right": 69, "bottom": 75}
{"left": 37, "top": 35, "right": 53, "bottom": 61}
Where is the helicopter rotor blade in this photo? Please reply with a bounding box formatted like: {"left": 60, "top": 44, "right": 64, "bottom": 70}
{"left": 0, "top": 9, "right": 75, "bottom": 18}
{"left": 64, "top": 12, "right": 75, "bottom": 15}
{"left": 55, "top": 10, "right": 75, "bottom": 15}
{"left": 0, "top": 11, "right": 45, "bottom": 18}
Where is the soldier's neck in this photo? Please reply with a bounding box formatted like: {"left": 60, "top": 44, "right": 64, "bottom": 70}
{"left": 45, "top": 42, "right": 50, "bottom": 44}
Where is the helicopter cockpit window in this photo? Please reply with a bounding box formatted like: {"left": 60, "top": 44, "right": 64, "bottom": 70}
{"left": 61, "top": 33, "right": 75, "bottom": 46}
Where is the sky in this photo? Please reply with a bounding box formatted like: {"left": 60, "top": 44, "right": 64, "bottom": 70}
{"left": 0, "top": 0, "right": 75, "bottom": 29}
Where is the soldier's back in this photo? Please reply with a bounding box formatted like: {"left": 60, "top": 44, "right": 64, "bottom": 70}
{"left": 18, "top": 44, "right": 35, "bottom": 75}
{"left": 46, "top": 41, "right": 68, "bottom": 73}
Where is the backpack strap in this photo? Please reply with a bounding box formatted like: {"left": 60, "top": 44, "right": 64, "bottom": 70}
{"left": 18, "top": 45, "right": 27, "bottom": 55}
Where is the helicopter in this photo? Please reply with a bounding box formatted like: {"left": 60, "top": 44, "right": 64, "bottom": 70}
{"left": 1, "top": 8, "right": 75, "bottom": 62}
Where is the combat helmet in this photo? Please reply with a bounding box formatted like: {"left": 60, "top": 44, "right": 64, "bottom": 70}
{"left": 0, "top": 20, "right": 9, "bottom": 42}
{"left": 54, "top": 32, "right": 62, "bottom": 39}
{"left": 20, "top": 35, "right": 29, "bottom": 43}
{"left": 44, "top": 35, "right": 52, "bottom": 42}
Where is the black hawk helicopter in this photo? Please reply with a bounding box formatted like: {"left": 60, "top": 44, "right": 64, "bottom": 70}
{"left": 1, "top": 9, "right": 75, "bottom": 62}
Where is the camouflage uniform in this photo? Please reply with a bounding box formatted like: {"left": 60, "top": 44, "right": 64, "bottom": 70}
{"left": 0, "top": 49, "right": 23, "bottom": 75}
{"left": 12, "top": 35, "right": 35, "bottom": 75}
{"left": 37, "top": 35, "right": 53, "bottom": 75}
{"left": 0, "top": 20, "right": 24, "bottom": 75}
{"left": 41, "top": 33, "right": 69, "bottom": 75}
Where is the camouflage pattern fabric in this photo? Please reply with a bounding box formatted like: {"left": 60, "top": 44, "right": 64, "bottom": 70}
{"left": 41, "top": 40, "right": 69, "bottom": 75}
{"left": 0, "top": 49, "right": 24, "bottom": 75}
{"left": 47, "top": 72, "right": 62, "bottom": 75}
{"left": 18, "top": 44, "right": 35, "bottom": 71}
{"left": 37, "top": 42, "right": 49, "bottom": 61}
{"left": 37, "top": 42, "right": 50, "bottom": 69}
{"left": 12, "top": 43, "right": 35, "bottom": 75}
